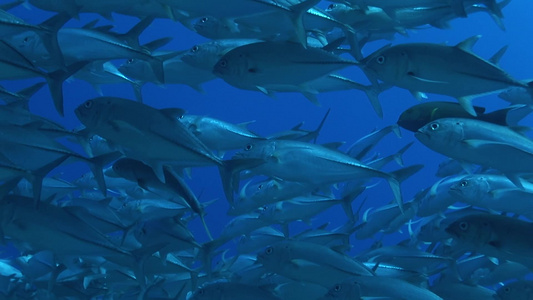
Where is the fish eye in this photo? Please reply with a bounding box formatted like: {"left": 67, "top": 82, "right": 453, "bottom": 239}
{"left": 459, "top": 221, "right": 468, "bottom": 231}
{"left": 327, "top": 4, "right": 336, "bottom": 10}
{"left": 219, "top": 59, "right": 228, "bottom": 68}
{"left": 504, "top": 287, "right": 511, "bottom": 293}
{"left": 460, "top": 180, "right": 468, "bottom": 187}
{"left": 430, "top": 123, "right": 439, "bottom": 131}
{"left": 265, "top": 246, "right": 273, "bottom": 255}
{"left": 84, "top": 100, "right": 93, "bottom": 109}
{"left": 245, "top": 144, "right": 253, "bottom": 151}
{"left": 191, "top": 45, "right": 199, "bottom": 52}
{"left": 257, "top": 184, "right": 263, "bottom": 190}
{"left": 201, "top": 17, "right": 209, "bottom": 23}
{"left": 334, "top": 284, "right": 342, "bottom": 292}
{"left": 376, "top": 55, "right": 385, "bottom": 64}
{"left": 127, "top": 58, "right": 134, "bottom": 64}
{"left": 23, "top": 36, "right": 30, "bottom": 43}
{"left": 197, "top": 288, "right": 205, "bottom": 295}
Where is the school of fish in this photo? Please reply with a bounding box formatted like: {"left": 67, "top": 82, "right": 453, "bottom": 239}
{"left": 0, "top": 0, "right": 532, "bottom": 299}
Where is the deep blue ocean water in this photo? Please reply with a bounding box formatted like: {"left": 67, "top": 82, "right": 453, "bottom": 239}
{"left": 2, "top": 0, "right": 533, "bottom": 288}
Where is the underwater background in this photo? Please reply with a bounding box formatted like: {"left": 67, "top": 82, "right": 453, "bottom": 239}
{"left": 2, "top": 0, "right": 533, "bottom": 299}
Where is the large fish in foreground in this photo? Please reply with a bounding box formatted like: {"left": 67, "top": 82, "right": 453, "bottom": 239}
{"left": 362, "top": 35, "right": 532, "bottom": 116}
{"left": 75, "top": 97, "right": 222, "bottom": 181}
{"left": 212, "top": 41, "right": 360, "bottom": 96}
{"left": 415, "top": 117, "right": 533, "bottom": 188}
{"left": 397, "top": 101, "right": 532, "bottom": 132}
{"left": 445, "top": 213, "right": 533, "bottom": 268}
{"left": 233, "top": 139, "right": 403, "bottom": 209}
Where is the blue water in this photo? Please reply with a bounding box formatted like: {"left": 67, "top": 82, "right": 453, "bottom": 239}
{"left": 2, "top": 0, "right": 533, "bottom": 297}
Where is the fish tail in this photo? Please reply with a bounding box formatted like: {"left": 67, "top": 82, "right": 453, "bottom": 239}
{"left": 147, "top": 56, "right": 165, "bottom": 84}
{"left": 30, "top": 155, "right": 70, "bottom": 207}
{"left": 85, "top": 151, "right": 123, "bottom": 197}
{"left": 363, "top": 83, "right": 384, "bottom": 118}
{"left": 387, "top": 176, "right": 404, "bottom": 214}
{"left": 287, "top": 0, "right": 321, "bottom": 48}
{"left": 37, "top": 12, "right": 73, "bottom": 68}
{"left": 310, "top": 108, "right": 330, "bottom": 143}
{"left": 341, "top": 186, "right": 366, "bottom": 222}
{"left": 200, "top": 213, "right": 214, "bottom": 241}
{"left": 14, "top": 82, "right": 46, "bottom": 109}
{"left": 47, "top": 61, "right": 88, "bottom": 116}
{"left": 219, "top": 158, "right": 266, "bottom": 205}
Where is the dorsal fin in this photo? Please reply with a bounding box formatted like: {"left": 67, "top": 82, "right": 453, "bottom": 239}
{"left": 489, "top": 45, "right": 508, "bottom": 65}
{"left": 455, "top": 35, "right": 482, "bottom": 52}
{"left": 160, "top": 108, "right": 186, "bottom": 119}
{"left": 119, "top": 17, "right": 155, "bottom": 48}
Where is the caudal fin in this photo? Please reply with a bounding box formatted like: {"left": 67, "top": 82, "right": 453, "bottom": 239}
{"left": 47, "top": 61, "right": 88, "bottom": 116}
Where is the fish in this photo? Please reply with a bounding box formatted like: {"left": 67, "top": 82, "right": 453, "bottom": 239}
{"left": 362, "top": 36, "right": 531, "bottom": 116}
{"left": 415, "top": 117, "right": 533, "bottom": 188}
{"left": 0, "top": 40, "right": 87, "bottom": 115}
{"left": 74, "top": 97, "right": 222, "bottom": 181}
{"left": 257, "top": 240, "right": 374, "bottom": 287}
{"left": 111, "top": 158, "right": 213, "bottom": 240}
{"left": 398, "top": 101, "right": 532, "bottom": 132}
{"left": 233, "top": 139, "right": 403, "bottom": 210}
{"left": 321, "top": 276, "right": 443, "bottom": 300}
{"left": 448, "top": 174, "right": 533, "bottom": 220}
{"left": 179, "top": 114, "right": 266, "bottom": 153}
{"left": 496, "top": 280, "right": 533, "bottom": 300}
{"left": 189, "top": 281, "right": 280, "bottom": 300}
{"left": 213, "top": 40, "right": 358, "bottom": 95}
{"left": 445, "top": 213, "right": 533, "bottom": 268}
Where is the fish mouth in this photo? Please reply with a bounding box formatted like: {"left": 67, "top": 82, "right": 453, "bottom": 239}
{"left": 414, "top": 130, "right": 430, "bottom": 141}
{"left": 448, "top": 186, "right": 462, "bottom": 197}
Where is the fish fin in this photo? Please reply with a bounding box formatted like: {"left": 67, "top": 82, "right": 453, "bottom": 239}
{"left": 290, "top": 259, "right": 321, "bottom": 268}
{"left": 430, "top": 20, "right": 451, "bottom": 29}
{"left": 502, "top": 105, "right": 533, "bottom": 126}
{"left": 508, "top": 125, "right": 533, "bottom": 136}
{"left": 142, "top": 37, "right": 173, "bottom": 52}
{"left": 386, "top": 176, "right": 403, "bottom": 214}
{"left": 302, "top": 92, "right": 320, "bottom": 106}
{"left": 86, "top": 152, "right": 122, "bottom": 197}
{"left": 150, "top": 162, "right": 166, "bottom": 183}
{"left": 16, "top": 82, "right": 46, "bottom": 107}
{"left": 391, "top": 124, "right": 402, "bottom": 138}
{"left": 219, "top": 158, "right": 266, "bottom": 205}
{"left": 287, "top": 0, "right": 322, "bottom": 48}
{"left": 410, "top": 91, "right": 428, "bottom": 101}
{"left": 322, "top": 37, "right": 346, "bottom": 52}
{"left": 457, "top": 96, "right": 477, "bottom": 116}
{"left": 458, "top": 161, "right": 476, "bottom": 174}
{"left": 489, "top": 45, "right": 508, "bottom": 65}
{"left": 308, "top": 108, "right": 330, "bottom": 143}
{"left": 455, "top": 35, "right": 482, "bottom": 52}
{"left": 364, "top": 84, "right": 384, "bottom": 118}
{"left": 390, "top": 164, "right": 424, "bottom": 183}
{"left": 120, "top": 17, "right": 155, "bottom": 48}
{"left": 38, "top": 12, "right": 73, "bottom": 67}
{"left": 160, "top": 108, "right": 186, "bottom": 119}
{"left": 256, "top": 86, "right": 275, "bottom": 97}
{"left": 321, "top": 142, "right": 345, "bottom": 150}
{"left": 506, "top": 174, "right": 525, "bottom": 190}
{"left": 408, "top": 73, "right": 449, "bottom": 84}
{"left": 488, "top": 240, "right": 502, "bottom": 249}
{"left": 392, "top": 142, "right": 414, "bottom": 167}
{"left": 30, "top": 155, "right": 70, "bottom": 206}
{"left": 47, "top": 61, "right": 88, "bottom": 116}
{"left": 341, "top": 186, "right": 365, "bottom": 222}
{"left": 132, "top": 81, "right": 144, "bottom": 103}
